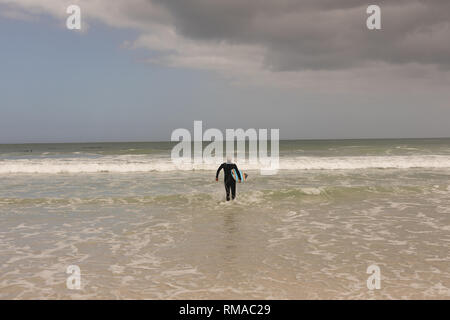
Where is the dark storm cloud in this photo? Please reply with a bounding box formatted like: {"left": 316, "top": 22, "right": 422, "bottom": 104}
{"left": 151, "top": 0, "right": 450, "bottom": 70}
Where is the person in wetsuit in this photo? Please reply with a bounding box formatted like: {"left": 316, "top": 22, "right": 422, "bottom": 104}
{"left": 216, "top": 157, "right": 242, "bottom": 201}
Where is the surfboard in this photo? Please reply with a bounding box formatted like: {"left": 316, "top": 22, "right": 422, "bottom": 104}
{"left": 232, "top": 169, "right": 248, "bottom": 182}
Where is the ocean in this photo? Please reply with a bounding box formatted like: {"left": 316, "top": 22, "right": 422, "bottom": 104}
{"left": 0, "top": 139, "right": 449, "bottom": 299}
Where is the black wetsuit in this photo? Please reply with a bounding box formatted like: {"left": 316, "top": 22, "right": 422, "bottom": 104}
{"left": 216, "top": 162, "right": 242, "bottom": 201}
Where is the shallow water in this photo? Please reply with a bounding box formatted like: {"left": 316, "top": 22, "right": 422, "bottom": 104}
{"left": 0, "top": 139, "right": 449, "bottom": 299}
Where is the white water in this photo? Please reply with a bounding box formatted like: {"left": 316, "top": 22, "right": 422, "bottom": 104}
{"left": 0, "top": 155, "right": 449, "bottom": 173}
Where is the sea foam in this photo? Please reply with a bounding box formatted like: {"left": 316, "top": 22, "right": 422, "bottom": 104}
{"left": 0, "top": 154, "right": 449, "bottom": 173}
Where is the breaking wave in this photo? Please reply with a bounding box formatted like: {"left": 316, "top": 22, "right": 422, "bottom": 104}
{"left": 0, "top": 155, "right": 449, "bottom": 173}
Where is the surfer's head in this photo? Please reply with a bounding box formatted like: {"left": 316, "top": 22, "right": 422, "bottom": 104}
{"left": 226, "top": 156, "right": 232, "bottom": 164}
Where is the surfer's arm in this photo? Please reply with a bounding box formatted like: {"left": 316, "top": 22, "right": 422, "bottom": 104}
{"left": 216, "top": 163, "right": 224, "bottom": 180}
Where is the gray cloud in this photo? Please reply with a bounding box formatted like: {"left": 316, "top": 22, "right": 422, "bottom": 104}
{"left": 151, "top": 0, "right": 450, "bottom": 71}
{"left": 2, "top": 0, "right": 450, "bottom": 87}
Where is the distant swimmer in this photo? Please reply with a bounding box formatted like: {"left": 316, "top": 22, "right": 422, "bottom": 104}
{"left": 216, "top": 157, "right": 242, "bottom": 201}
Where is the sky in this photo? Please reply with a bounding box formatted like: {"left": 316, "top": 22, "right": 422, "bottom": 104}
{"left": 1, "top": 0, "right": 449, "bottom": 143}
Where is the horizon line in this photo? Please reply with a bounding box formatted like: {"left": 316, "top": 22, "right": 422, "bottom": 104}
{"left": 1, "top": 136, "right": 449, "bottom": 145}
